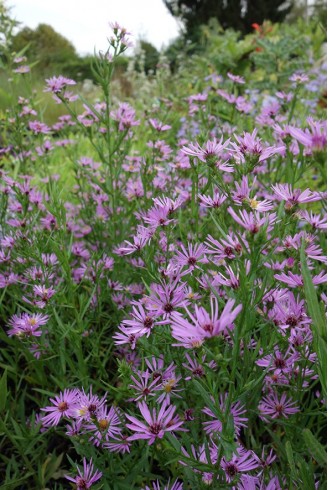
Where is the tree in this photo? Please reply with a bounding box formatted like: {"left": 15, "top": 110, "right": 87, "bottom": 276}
{"left": 135, "top": 40, "right": 160, "bottom": 74}
{"left": 12, "top": 23, "right": 77, "bottom": 71}
{"left": 163, "top": 0, "right": 294, "bottom": 39}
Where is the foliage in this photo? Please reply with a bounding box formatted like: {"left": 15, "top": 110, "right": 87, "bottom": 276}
{"left": 0, "top": 14, "right": 326, "bottom": 490}
{"left": 163, "top": 0, "right": 294, "bottom": 39}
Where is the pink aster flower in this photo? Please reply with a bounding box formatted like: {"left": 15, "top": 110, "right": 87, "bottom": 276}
{"left": 105, "top": 433, "right": 131, "bottom": 453}
{"left": 256, "top": 346, "right": 299, "bottom": 375}
{"left": 149, "top": 118, "right": 172, "bottom": 131}
{"left": 44, "top": 75, "right": 76, "bottom": 94}
{"left": 113, "top": 324, "right": 140, "bottom": 349}
{"left": 299, "top": 211, "right": 326, "bottom": 230}
{"left": 65, "top": 458, "right": 102, "bottom": 490}
{"left": 84, "top": 406, "right": 122, "bottom": 446}
{"left": 146, "top": 278, "right": 188, "bottom": 318}
{"left": 198, "top": 189, "right": 227, "bottom": 208}
{"left": 228, "top": 207, "right": 277, "bottom": 234}
{"left": 221, "top": 447, "right": 259, "bottom": 483}
{"left": 7, "top": 312, "right": 49, "bottom": 338}
{"left": 227, "top": 72, "right": 245, "bottom": 84}
{"left": 172, "top": 242, "right": 208, "bottom": 274}
{"left": 125, "top": 400, "right": 186, "bottom": 445}
{"left": 272, "top": 183, "right": 321, "bottom": 209}
{"left": 181, "top": 137, "right": 230, "bottom": 165}
{"left": 41, "top": 389, "right": 79, "bottom": 426}
{"left": 73, "top": 388, "right": 107, "bottom": 421}
{"left": 231, "top": 129, "right": 285, "bottom": 164}
{"left": 205, "top": 232, "right": 245, "bottom": 260}
{"left": 129, "top": 371, "right": 159, "bottom": 401}
{"left": 274, "top": 270, "right": 326, "bottom": 288}
{"left": 114, "top": 227, "right": 153, "bottom": 255}
{"left": 288, "top": 118, "right": 326, "bottom": 152}
{"left": 170, "top": 297, "right": 242, "bottom": 345}
{"left": 202, "top": 393, "right": 248, "bottom": 436}
{"left": 142, "top": 479, "right": 183, "bottom": 490}
{"left": 258, "top": 392, "right": 299, "bottom": 421}
{"left": 120, "top": 302, "right": 167, "bottom": 338}
{"left": 28, "top": 121, "right": 51, "bottom": 134}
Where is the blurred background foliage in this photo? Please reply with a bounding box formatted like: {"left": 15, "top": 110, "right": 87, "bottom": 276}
{"left": 0, "top": 0, "right": 326, "bottom": 123}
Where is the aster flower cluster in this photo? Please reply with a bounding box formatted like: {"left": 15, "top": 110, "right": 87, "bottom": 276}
{"left": 1, "top": 18, "right": 326, "bottom": 490}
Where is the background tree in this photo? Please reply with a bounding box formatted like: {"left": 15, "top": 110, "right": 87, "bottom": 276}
{"left": 134, "top": 40, "right": 160, "bottom": 74}
{"left": 12, "top": 23, "right": 77, "bottom": 71}
{"left": 163, "top": 0, "right": 294, "bottom": 39}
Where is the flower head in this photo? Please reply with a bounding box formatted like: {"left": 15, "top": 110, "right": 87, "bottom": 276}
{"left": 65, "top": 458, "right": 102, "bottom": 490}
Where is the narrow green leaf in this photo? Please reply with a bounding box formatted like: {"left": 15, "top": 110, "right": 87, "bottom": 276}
{"left": 303, "top": 428, "right": 327, "bottom": 467}
{"left": 300, "top": 243, "right": 326, "bottom": 340}
{"left": 0, "top": 370, "right": 7, "bottom": 412}
{"left": 285, "top": 440, "right": 296, "bottom": 477}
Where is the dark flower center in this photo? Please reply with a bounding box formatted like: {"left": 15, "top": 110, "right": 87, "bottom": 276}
{"left": 224, "top": 246, "right": 234, "bottom": 257}
{"left": 187, "top": 257, "right": 197, "bottom": 266}
{"left": 203, "top": 323, "right": 213, "bottom": 333}
{"left": 286, "top": 316, "right": 298, "bottom": 327}
{"left": 193, "top": 367, "right": 204, "bottom": 377}
{"left": 275, "top": 404, "right": 284, "bottom": 414}
{"left": 274, "top": 358, "right": 286, "bottom": 369}
{"left": 150, "top": 422, "right": 162, "bottom": 435}
{"left": 226, "top": 463, "right": 238, "bottom": 477}
{"left": 144, "top": 317, "right": 154, "bottom": 329}
{"left": 164, "top": 303, "right": 173, "bottom": 313}
{"left": 76, "top": 477, "right": 88, "bottom": 489}
{"left": 58, "top": 401, "right": 68, "bottom": 412}
{"left": 88, "top": 403, "right": 97, "bottom": 414}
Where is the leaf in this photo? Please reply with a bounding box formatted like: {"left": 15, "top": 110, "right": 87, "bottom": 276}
{"left": 0, "top": 371, "right": 7, "bottom": 412}
{"left": 300, "top": 243, "right": 326, "bottom": 340}
{"left": 285, "top": 440, "right": 296, "bottom": 478}
{"left": 303, "top": 428, "right": 327, "bottom": 467}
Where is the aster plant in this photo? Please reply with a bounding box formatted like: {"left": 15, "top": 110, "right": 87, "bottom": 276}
{"left": 0, "top": 15, "right": 326, "bottom": 490}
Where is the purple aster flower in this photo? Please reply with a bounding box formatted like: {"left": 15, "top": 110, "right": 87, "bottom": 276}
{"left": 258, "top": 392, "right": 299, "bottom": 421}
{"left": 65, "top": 458, "right": 102, "bottom": 490}
{"left": 231, "top": 129, "right": 285, "bottom": 164}
{"left": 142, "top": 479, "right": 183, "bottom": 490}
{"left": 84, "top": 406, "right": 122, "bottom": 446}
{"left": 44, "top": 75, "right": 76, "bottom": 94}
{"left": 202, "top": 393, "right": 248, "bottom": 436}
{"left": 146, "top": 278, "right": 188, "bottom": 318}
{"left": 288, "top": 118, "right": 326, "bottom": 152}
{"left": 228, "top": 207, "right": 277, "bottom": 234}
{"left": 181, "top": 137, "right": 230, "bottom": 165}
{"left": 149, "top": 118, "right": 172, "bottom": 131}
{"left": 125, "top": 400, "right": 186, "bottom": 445}
{"left": 129, "top": 371, "right": 159, "bottom": 401}
{"left": 120, "top": 302, "right": 167, "bottom": 338}
{"left": 28, "top": 121, "right": 51, "bottom": 134}
{"left": 172, "top": 242, "right": 208, "bottom": 274}
{"left": 170, "top": 297, "right": 242, "bottom": 345}
{"left": 221, "top": 447, "right": 259, "bottom": 483}
{"left": 256, "top": 346, "right": 299, "bottom": 375}
{"left": 272, "top": 183, "right": 321, "bottom": 209}
{"left": 114, "top": 227, "right": 153, "bottom": 255}
{"left": 7, "top": 312, "right": 49, "bottom": 337}
{"left": 113, "top": 324, "right": 140, "bottom": 349}
{"left": 155, "top": 373, "right": 183, "bottom": 404}
{"left": 206, "top": 232, "right": 246, "bottom": 260}
{"left": 73, "top": 387, "right": 107, "bottom": 421}
{"left": 198, "top": 189, "right": 227, "bottom": 208}
{"left": 41, "top": 389, "right": 79, "bottom": 426}
{"left": 105, "top": 433, "right": 131, "bottom": 453}
{"left": 274, "top": 270, "right": 326, "bottom": 288}
{"left": 142, "top": 204, "right": 175, "bottom": 229}
{"left": 228, "top": 72, "right": 245, "bottom": 84}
